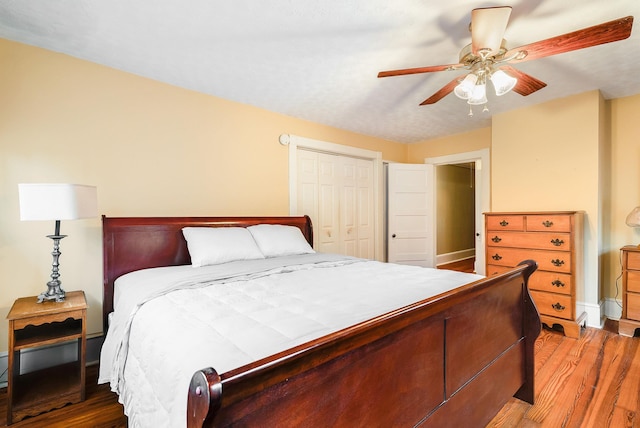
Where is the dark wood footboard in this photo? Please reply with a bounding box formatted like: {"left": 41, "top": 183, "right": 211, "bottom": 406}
{"left": 187, "top": 260, "right": 540, "bottom": 428}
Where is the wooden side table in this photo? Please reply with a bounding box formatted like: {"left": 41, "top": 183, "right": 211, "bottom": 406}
{"left": 6, "top": 290, "right": 87, "bottom": 424}
{"left": 620, "top": 246, "right": 640, "bottom": 337}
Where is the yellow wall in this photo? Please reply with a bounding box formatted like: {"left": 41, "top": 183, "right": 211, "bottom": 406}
{"left": 407, "top": 127, "right": 491, "bottom": 162}
{"left": 492, "top": 91, "right": 603, "bottom": 321}
{"left": 608, "top": 94, "right": 640, "bottom": 301}
{"left": 0, "top": 38, "right": 406, "bottom": 349}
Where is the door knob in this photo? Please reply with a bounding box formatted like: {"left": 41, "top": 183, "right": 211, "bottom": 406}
{"left": 392, "top": 234, "right": 396, "bottom": 238}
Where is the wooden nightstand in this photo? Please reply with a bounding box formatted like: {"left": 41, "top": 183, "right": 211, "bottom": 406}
{"left": 6, "top": 291, "right": 87, "bottom": 424}
{"left": 620, "top": 246, "right": 640, "bottom": 337}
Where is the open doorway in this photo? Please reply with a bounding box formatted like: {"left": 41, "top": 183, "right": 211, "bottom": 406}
{"left": 435, "top": 163, "right": 476, "bottom": 272}
{"left": 426, "top": 149, "right": 490, "bottom": 275}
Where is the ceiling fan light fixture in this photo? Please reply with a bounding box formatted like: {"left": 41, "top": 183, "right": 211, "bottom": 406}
{"left": 490, "top": 69, "right": 518, "bottom": 96}
{"left": 467, "top": 82, "right": 487, "bottom": 105}
{"left": 454, "top": 73, "right": 478, "bottom": 99}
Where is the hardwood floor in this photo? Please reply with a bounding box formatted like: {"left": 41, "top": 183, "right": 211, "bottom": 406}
{"left": 488, "top": 324, "right": 640, "bottom": 427}
{"left": 0, "top": 364, "right": 127, "bottom": 428}
{"left": 0, "top": 325, "right": 637, "bottom": 427}
{"left": 438, "top": 257, "right": 476, "bottom": 273}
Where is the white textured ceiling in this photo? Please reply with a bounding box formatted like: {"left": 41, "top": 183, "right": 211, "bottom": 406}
{"left": 0, "top": 0, "right": 638, "bottom": 143}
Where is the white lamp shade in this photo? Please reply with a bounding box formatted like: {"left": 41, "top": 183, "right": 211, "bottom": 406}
{"left": 454, "top": 73, "right": 478, "bottom": 100}
{"left": 626, "top": 206, "right": 640, "bottom": 227}
{"left": 490, "top": 69, "right": 517, "bottom": 96}
{"left": 19, "top": 183, "right": 98, "bottom": 221}
{"left": 467, "top": 83, "right": 487, "bottom": 105}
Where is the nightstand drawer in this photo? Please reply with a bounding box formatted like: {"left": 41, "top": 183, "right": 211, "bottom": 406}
{"left": 487, "top": 231, "right": 572, "bottom": 251}
{"left": 625, "top": 270, "right": 640, "bottom": 293}
{"left": 529, "top": 271, "right": 572, "bottom": 295}
{"left": 530, "top": 291, "right": 573, "bottom": 320}
{"left": 486, "top": 215, "right": 524, "bottom": 231}
{"left": 627, "top": 251, "right": 640, "bottom": 271}
{"left": 627, "top": 293, "right": 640, "bottom": 321}
{"left": 12, "top": 308, "right": 85, "bottom": 330}
{"left": 525, "top": 215, "right": 572, "bottom": 232}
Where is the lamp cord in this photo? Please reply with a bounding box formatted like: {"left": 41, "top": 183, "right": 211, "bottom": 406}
{"left": 614, "top": 250, "right": 623, "bottom": 310}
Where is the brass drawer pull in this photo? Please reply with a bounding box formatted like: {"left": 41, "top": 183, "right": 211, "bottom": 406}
{"left": 551, "top": 279, "right": 565, "bottom": 288}
{"left": 491, "top": 236, "right": 502, "bottom": 243}
{"left": 499, "top": 220, "right": 509, "bottom": 227}
{"left": 542, "top": 220, "right": 554, "bottom": 227}
{"left": 551, "top": 302, "right": 566, "bottom": 312}
{"left": 550, "top": 238, "right": 564, "bottom": 246}
{"left": 551, "top": 259, "right": 565, "bottom": 267}
{"left": 492, "top": 254, "right": 502, "bottom": 261}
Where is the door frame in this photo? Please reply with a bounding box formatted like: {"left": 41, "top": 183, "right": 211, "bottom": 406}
{"left": 284, "top": 134, "right": 384, "bottom": 261}
{"left": 426, "top": 149, "right": 490, "bottom": 275}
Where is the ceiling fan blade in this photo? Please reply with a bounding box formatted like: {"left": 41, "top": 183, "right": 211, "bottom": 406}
{"left": 419, "top": 77, "right": 461, "bottom": 105}
{"left": 378, "top": 63, "right": 463, "bottom": 78}
{"left": 505, "top": 16, "right": 633, "bottom": 63}
{"left": 499, "top": 66, "right": 547, "bottom": 96}
{"left": 471, "top": 6, "right": 512, "bottom": 56}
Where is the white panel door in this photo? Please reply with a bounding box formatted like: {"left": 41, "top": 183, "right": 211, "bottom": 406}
{"left": 387, "top": 163, "right": 435, "bottom": 267}
{"left": 317, "top": 153, "right": 340, "bottom": 254}
{"left": 339, "top": 156, "right": 358, "bottom": 257}
{"left": 356, "top": 159, "right": 374, "bottom": 259}
{"left": 296, "top": 150, "right": 375, "bottom": 259}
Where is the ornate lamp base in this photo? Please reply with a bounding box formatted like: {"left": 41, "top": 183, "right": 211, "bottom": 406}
{"left": 37, "top": 281, "right": 66, "bottom": 303}
{"left": 37, "top": 224, "right": 67, "bottom": 303}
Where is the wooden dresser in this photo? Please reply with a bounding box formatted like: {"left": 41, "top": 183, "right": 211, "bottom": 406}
{"left": 485, "top": 211, "right": 585, "bottom": 338}
{"left": 619, "top": 246, "right": 640, "bottom": 337}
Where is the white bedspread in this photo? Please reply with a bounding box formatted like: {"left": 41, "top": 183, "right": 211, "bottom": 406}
{"left": 98, "top": 254, "right": 482, "bottom": 428}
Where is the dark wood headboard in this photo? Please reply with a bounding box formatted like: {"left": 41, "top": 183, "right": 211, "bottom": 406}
{"left": 102, "top": 215, "right": 313, "bottom": 332}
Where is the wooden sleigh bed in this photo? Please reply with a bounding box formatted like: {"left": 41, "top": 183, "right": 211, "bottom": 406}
{"left": 102, "top": 215, "right": 541, "bottom": 428}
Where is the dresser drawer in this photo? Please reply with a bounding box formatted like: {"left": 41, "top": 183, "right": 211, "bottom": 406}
{"left": 626, "top": 251, "right": 640, "bottom": 271}
{"left": 530, "top": 291, "right": 573, "bottom": 320}
{"left": 486, "top": 247, "right": 571, "bottom": 273}
{"left": 486, "top": 264, "right": 512, "bottom": 276}
{"left": 625, "top": 270, "right": 640, "bottom": 293}
{"left": 529, "top": 271, "right": 572, "bottom": 295}
{"left": 525, "top": 214, "right": 572, "bottom": 232}
{"left": 487, "top": 231, "right": 572, "bottom": 251}
{"left": 486, "top": 215, "right": 524, "bottom": 231}
{"left": 627, "top": 292, "right": 640, "bottom": 321}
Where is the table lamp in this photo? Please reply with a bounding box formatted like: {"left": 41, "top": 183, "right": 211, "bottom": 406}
{"left": 18, "top": 183, "right": 98, "bottom": 303}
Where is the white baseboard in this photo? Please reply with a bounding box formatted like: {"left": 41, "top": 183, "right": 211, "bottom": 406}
{"left": 436, "top": 249, "right": 475, "bottom": 266}
{"left": 576, "top": 298, "right": 622, "bottom": 330}
{"left": 581, "top": 300, "right": 604, "bottom": 328}
{"left": 604, "top": 297, "right": 623, "bottom": 321}
{"left": 0, "top": 335, "right": 104, "bottom": 389}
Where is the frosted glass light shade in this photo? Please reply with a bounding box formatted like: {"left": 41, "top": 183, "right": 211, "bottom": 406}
{"left": 454, "top": 73, "right": 478, "bottom": 100}
{"left": 626, "top": 206, "right": 640, "bottom": 227}
{"left": 19, "top": 183, "right": 98, "bottom": 221}
{"left": 490, "top": 69, "right": 517, "bottom": 96}
{"left": 467, "top": 83, "right": 487, "bottom": 105}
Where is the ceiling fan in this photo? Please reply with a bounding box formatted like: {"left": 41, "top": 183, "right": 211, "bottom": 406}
{"left": 378, "top": 7, "right": 634, "bottom": 109}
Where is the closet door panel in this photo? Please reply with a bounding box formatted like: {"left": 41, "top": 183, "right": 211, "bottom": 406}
{"left": 357, "top": 159, "right": 374, "bottom": 259}
{"left": 318, "top": 153, "right": 340, "bottom": 254}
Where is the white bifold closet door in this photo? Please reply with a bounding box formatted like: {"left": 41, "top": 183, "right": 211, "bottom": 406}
{"left": 297, "top": 150, "right": 374, "bottom": 259}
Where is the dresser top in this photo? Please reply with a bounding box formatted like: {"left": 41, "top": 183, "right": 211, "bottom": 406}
{"left": 484, "top": 211, "right": 581, "bottom": 215}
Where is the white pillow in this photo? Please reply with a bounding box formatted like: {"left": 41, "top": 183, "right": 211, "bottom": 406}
{"left": 248, "top": 224, "right": 315, "bottom": 257}
{"left": 182, "top": 227, "right": 265, "bottom": 267}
